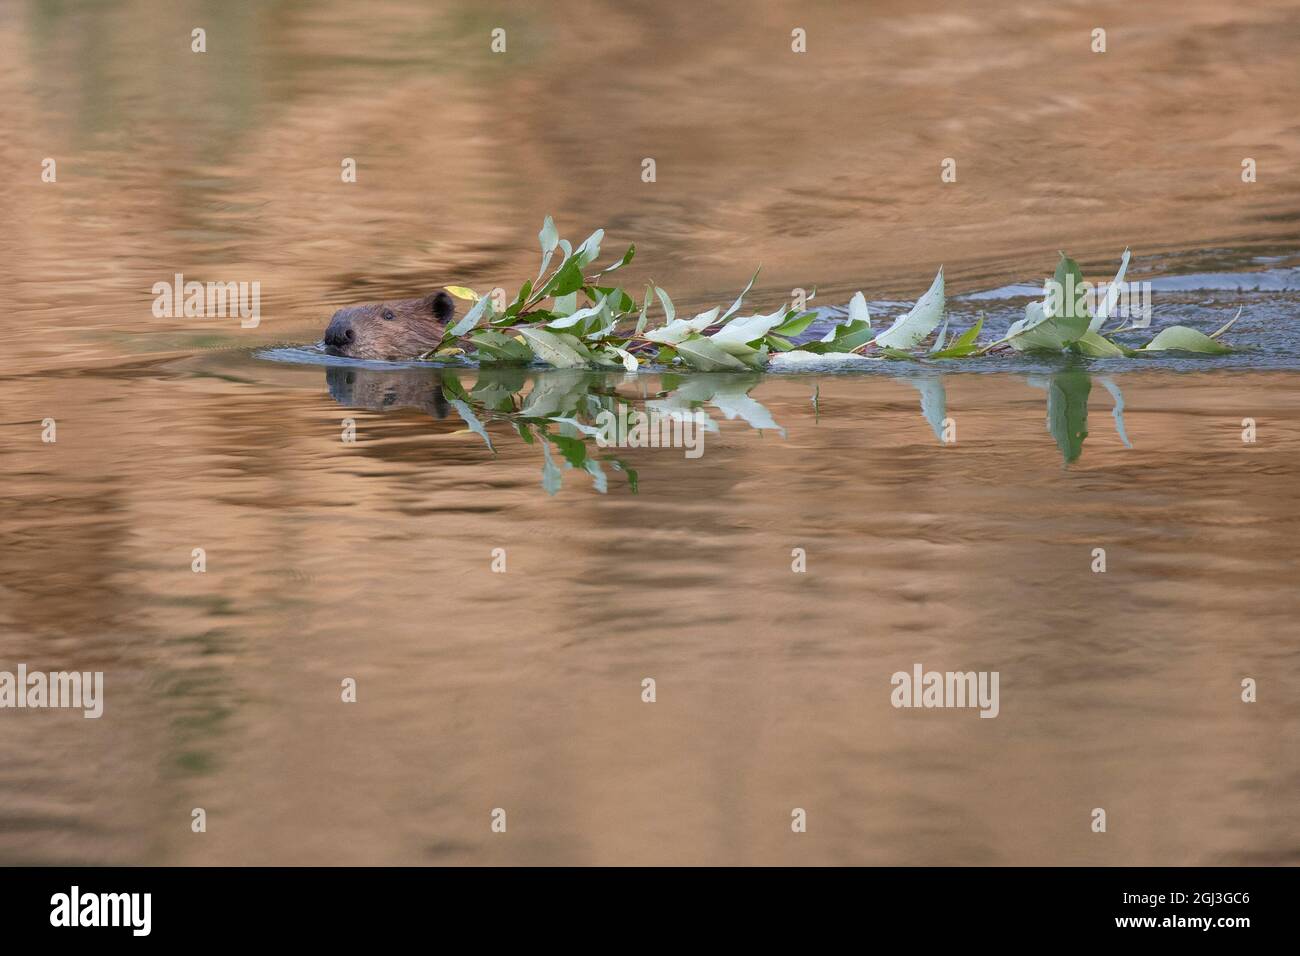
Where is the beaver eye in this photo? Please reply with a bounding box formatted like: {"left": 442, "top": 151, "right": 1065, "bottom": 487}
{"left": 381, "top": 309, "right": 396, "bottom": 321}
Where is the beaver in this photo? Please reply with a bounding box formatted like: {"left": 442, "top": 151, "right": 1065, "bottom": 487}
{"left": 322, "top": 289, "right": 456, "bottom": 360}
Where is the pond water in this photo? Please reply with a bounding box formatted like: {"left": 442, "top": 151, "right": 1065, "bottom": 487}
{"left": 2, "top": 0, "right": 1298, "bottom": 865}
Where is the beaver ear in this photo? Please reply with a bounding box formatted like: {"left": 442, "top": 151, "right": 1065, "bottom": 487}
{"left": 427, "top": 290, "right": 456, "bottom": 323}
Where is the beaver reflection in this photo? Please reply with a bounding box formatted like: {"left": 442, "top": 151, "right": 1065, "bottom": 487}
{"left": 325, "top": 365, "right": 450, "bottom": 418}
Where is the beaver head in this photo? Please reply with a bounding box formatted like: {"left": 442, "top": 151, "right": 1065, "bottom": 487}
{"left": 323, "top": 290, "right": 457, "bottom": 360}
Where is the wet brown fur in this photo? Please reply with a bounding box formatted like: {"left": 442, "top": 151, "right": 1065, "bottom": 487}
{"left": 323, "top": 290, "right": 456, "bottom": 360}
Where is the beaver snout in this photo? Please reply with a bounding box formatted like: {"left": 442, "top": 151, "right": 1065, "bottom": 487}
{"left": 324, "top": 314, "right": 356, "bottom": 352}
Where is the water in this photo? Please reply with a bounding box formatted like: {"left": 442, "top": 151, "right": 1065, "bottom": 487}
{"left": 2, "top": 0, "right": 1299, "bottom": 865}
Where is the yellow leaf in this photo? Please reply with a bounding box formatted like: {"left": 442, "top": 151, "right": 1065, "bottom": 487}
{"left": 445, "top": 286, "right": 480, "bottom": 301}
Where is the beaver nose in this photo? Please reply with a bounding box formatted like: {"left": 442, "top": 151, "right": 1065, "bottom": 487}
{"left": 324, "top": 317, "right": 356, "bottom": 349}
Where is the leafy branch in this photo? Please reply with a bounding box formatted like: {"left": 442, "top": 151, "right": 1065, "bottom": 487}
{"left": 421, "top": 219, "right": 1242, "bottom": 369}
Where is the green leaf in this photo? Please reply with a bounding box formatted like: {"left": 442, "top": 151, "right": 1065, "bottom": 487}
{"left": 466, "top": 329, "right": 533, "bottom": 364}
{"left": 584, "top": 304, "right": 621, "bottom": 342}
{"left": 877, "top": 346, "right": 918, "bottom": 360}
{"left": 771, "top": 311, "right": 817, "bottom": 337}
{"left": 1088, "top": 248, "right": 1130, "bottom": 332}
{"left": 654, "top": 284, "right": 676, "bottom": 324}
{"left": 471, "top": 366, "right": 527, "bottom": 403}
{"left": 644, "top": 308, "right": 719, "bottom": 345}
{"left": 711, "top": 340, "right": 769, "bottom": 368}
{"left": 906, "top": 377, "right": 947, "bottom": 442}
{"left": 542, "top": 255, "right": 588, "bottom": 297}
{"left": 605, "top": 345, "right": 639, "bottom": 372}
{"left": 1098, "top": 377, "right": 1132, "bottom": 448}
{"left": 928, "top": 318, "right": 950, "bottom": 353}
{"left": 448, "top": 399, "right": 494, "bottom": 452}
{"left": 1049, "top": 252, "right": 1087, "bottom": 321}
{"left": 930, "top": 314, "right": 985, "bottom": 358}
{"left": 1139, "top": 326, "right": 1232, "bottom": 354}
{"left": 583, "top": 457, "right": 609, "bottom": 494}
{"left": 540, "top": 441, "right": 563, "bottom": 495}
{"left": 519, "top": 370, "right": 591, "bottom": 418}
{"left": 820, "top": 292, "right": 870, "bottom": 342}
{"left": 539, "top": 216, "right": 559, "bottom": 254}
{"left": 574, "top": 229, "right": 604, "bottom": 267}
{"left": 711, "top": 306, "right": 788, "bottom": 347}
{"left": 583, "top": 285, "right": 637, "bottom": 314}
{"left": 552, "top": 292, "right": 578, "bottom": 317}
{"left": 720, "top": 268, "right": 761, "bottom": 322}
{"left": 535, "top": 250, "right": 558, "bottom": 288}
{"left": 1046, "top": 371, "right": 1091, "bottom": 464}
{"left": 518, "top": 327, "right": 590, "bottom": 367}
{"left": 548, "top": 434, "right": 589, "bottom": 468}
{"left": 419, "top": 346, "right": 467, "bottom": 362}
{"left": 446, "top": 294, "right": 492, "bottom": 337}
{"left": 674, "top": 335, "right": 749, "bottom": 371}
{"left": 608, "top": 459, "right": 639, "bottom": 493}
{"left": 768, "top": 350, "right": 880, "bottom": 368}
{"left": 534, "top": 218, "right": 562, "bottom": 288}
{"left": 1001, "top": 254, "right": 1091, "bottom": 352}
{"left": 596, "top": 244, "right": 635, "bottom": 276}
{"left": 505, "top": 280, "right": 533, "bottom": 317}
{"left": 799, "top": 319, "right": 874, "bottom": 353}
{"left": 1072, "top": 329, "right": 1132, "bottom": 357}
{"left": 634, "top": 285, "right": 654, "bottom": 337}
{"left": 553, "top": 331, "right": 597, "bottom": 361}
{"left": 585, "top": 345, "right": 624, "bottom": 368}
{"left": 874, "top": 267, "right": 943, "bottom": 349}
{"left": 440, "top": 374, "right": 472, "bottom": 402}
{"left": 708, "top": 379, "right": 784, "bottom": 434}
{"left": 1003, "top": 302, "right": 1060, "bottom": 351}
{"left": 547, "top": 296, "right": 609, "bottom": 330}
{"left": 471, "top": 371, "right": 517, "bottom": 401}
